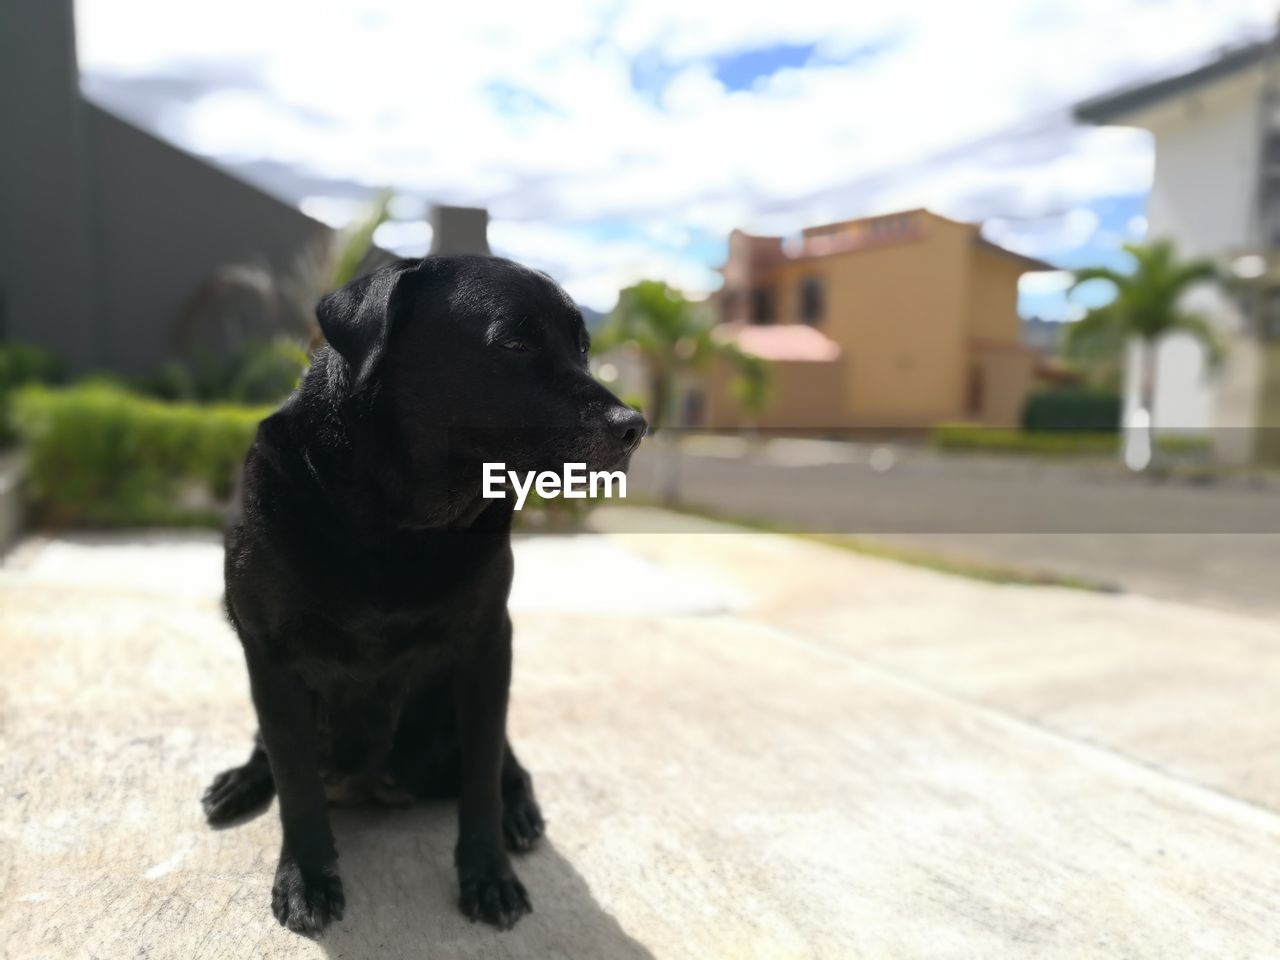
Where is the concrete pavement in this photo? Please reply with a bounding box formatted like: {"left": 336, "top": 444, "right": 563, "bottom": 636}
{"left": 626, "top": 437, "right": 1280, "bottom": 619}
{"left": 3, "top": 514, "right": 1280, "bottom": 958}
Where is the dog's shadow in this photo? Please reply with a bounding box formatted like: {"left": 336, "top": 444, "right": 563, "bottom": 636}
{"left": 318, "top": 804, "right": 655, "bottom": 960}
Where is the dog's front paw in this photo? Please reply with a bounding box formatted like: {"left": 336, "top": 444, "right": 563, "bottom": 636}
{"left": 502, "top": 776, "right": 545, "bottom": 853}
{"left": 459, "top": 866, "right": 531, "bottom": 930}
{"left": 272, "top": 853, "right": 344, "bottom": 937}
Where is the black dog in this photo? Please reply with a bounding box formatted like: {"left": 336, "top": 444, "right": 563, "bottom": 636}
{"left": 201, "top": 255, "right": 645, "bottom": 937}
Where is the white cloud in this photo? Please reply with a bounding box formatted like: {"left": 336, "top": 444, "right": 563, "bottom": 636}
{"left": 488, "top": 220, "right": 720, "bottom": 310}
{"left": 299, "top": 196, "right": 366, "bottom": 228}
{"left": 1019, "top": 270, "right": 1075, "bottom": 296}
{"left": 373, "top": 220, "right": 433, "bottom": 254}
{"left": 984, "top": 206, "right": 1103, "bottom": 259}
{"left": 74, "top": 0, "right": 1276, "bottom": 308}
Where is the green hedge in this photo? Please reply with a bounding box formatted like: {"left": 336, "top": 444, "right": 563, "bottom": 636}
{"left": 932, "top": 423, "right": 1119, "bottom": 456}
{"left": 8, "top": 383, "right": 605, "bottom": 532}
{"left": 10, "top": 384, "right": 268, "bottom": 528}
{"left": 0, "top": 341, "right": 64, "bottom": 446}
{"left": 1021, "top": 389, "right": 1121, "bottom": 432}
{"left": 141, "top": 338, "right": 310, "bottom": 405}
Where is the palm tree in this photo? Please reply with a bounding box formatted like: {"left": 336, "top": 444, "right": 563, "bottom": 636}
{"left": 593, "top": 279, "right": 770, "bottom": 431}
{"left": 1065, "top": 240, "right": 1222, "bottom": 459}
{"left": 160, "top": 192, "right": 395, "bottom": 403}
{"left": 722, "top": 342, "right": 771, "bottom": 428}
{"left": 289, "top": 189, "right": 394, "bottom": 348}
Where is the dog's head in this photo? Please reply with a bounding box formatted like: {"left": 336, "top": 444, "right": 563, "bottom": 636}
{"left": 315, "top": 255, "right": 646, "bottom": 524}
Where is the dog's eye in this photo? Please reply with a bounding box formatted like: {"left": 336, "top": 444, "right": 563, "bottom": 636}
{"left": 500, "top": 338, "right": 530, "bottom": 352}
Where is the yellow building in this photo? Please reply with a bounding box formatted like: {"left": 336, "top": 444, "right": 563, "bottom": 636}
{"left": 703, "top": 209, "right": 1052, "bottom": 430}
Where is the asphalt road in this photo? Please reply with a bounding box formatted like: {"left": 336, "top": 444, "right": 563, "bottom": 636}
{"left": 624, "top": 437, "right": 1280, "bottom": 620}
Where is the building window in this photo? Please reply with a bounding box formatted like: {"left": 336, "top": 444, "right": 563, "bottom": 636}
{"left": 1266, "top": 290, "right": 1280, "bottom": 342}
{"left": 681, "top": 388, "right": 706, "bottom": 426}
{"left": 800, "top": 277, "right": 824, "bottom": 325}
{"left": 1268, "top": 198, "right": 1280, "bottom": 248}
{"left": 751, "top": 287, "right": 775, "bottom": 325}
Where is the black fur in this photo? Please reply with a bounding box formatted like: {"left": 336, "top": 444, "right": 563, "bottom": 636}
{"left": 202, "top": 255, "right": 645, "bottom": 938}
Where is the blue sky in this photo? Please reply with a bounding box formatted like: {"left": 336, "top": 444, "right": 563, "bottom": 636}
{"left": 76, "top": 0, "right": 1274, "bottom": 315}
{"left": 630, "top": 38, "right": 894, "bottom": 100}
{"left": 711, "top": 42, "right": 823, "bottom": 90}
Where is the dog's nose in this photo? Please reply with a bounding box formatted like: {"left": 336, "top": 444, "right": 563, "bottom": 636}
{"left": 607, "top": 406, "right": 648, "bottom": 453}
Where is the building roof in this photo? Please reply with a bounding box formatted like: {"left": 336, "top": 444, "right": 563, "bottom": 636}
{"left": 712, "top": 323, "right": 842, "bottom": 363}
{"left": 1075, "top": 39, "right": 1273, "bottom": 125}
{"left": 971, "top": 236, "right": 1053, "bottom": 273}
{"left": 724, "top": 208, "right": 1052, "bottom": 274}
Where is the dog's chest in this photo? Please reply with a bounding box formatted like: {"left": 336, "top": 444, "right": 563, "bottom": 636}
{"left": 303, "top": 583, "right": 456, "bottom": 671}
{"left": 298, "top": 539, "right": 505, "bottom": 671}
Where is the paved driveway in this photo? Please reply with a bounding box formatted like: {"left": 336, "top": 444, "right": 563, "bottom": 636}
{"left": 3, "top": 515, "right": 1280, "bottom": 958}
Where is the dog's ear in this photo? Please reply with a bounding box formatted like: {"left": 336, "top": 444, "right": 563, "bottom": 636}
{"left": 316, "top": 259, "right": 421, "bottom": 391}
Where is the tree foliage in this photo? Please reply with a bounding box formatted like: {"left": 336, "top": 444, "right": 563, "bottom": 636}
{"left": 594, "top": 280, "right": 770, "bottom": 429}
{"left": 1064, "top": 240, "right": 1224, "bottom": 372}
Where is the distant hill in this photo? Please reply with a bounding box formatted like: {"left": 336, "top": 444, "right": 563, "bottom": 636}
{"left": 1023, "top": 315, "right": 1065, "bottom": 355}
{"left": 580, "top": 304, "right": 610, "bottom": 331}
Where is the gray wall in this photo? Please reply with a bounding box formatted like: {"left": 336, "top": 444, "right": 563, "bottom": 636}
{"left": 85, "top": 106, "right": 329, "bottom": 373}
{"left": 0, "top": 0, "right": 331, "bottom": 375}
{"left": 0, "top": 0, "right": 100, "bottom": 368}
{"left": 1, "top": 0, "right": 491, "bottom": 377}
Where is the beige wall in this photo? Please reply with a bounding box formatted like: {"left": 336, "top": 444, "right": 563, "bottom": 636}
{"left": 702, "top": 357, "right": 846, "bottom": 430}
{"left": 964, "top": 247, "right": 1038, "bottom": 428}
{"left": 967, "top": 250, "right": 1024, "bottom": 343}
{"left": 970, "top": 348, "right": 1037, "bottom": 428}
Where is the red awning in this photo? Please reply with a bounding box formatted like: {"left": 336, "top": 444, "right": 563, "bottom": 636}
{"left": 713, "top": 323, "right": 842, "bottom": 362}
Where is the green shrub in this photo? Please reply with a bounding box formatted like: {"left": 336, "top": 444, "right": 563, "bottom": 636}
{"left": 1021, "top": 388, "right": 1121, "bottom": 433}
{"left": 226, "top": 338, "right": 311, "bottom": 404}
{"left": 11, "top": 384, "right": 269, "bottom": 528}
{"left": 932, "top": 423, "right": 1118, "bottom": 456}
{"left": 138, "top": 338, "right": 310, "bottom": 405}
{"left": 1154, "top": 434, "right": 1212, "bottom": 458}
{"left": 0, "top": 341, "right": 64, "bottom": 445}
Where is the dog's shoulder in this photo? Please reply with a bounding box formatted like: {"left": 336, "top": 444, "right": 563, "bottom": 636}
{"left": 225, "top": 380, "right": 336, "bottom": 571}
{"left": 240, "top": 359, "right": 346, "bottom": 504}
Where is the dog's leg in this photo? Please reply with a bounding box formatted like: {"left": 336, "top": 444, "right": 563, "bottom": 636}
{"left": 501, "top": 742, "right": 545, "bottom": 853}
{"left": 246, "top": 651, "right": 344, "bottom": 938}
{"left": 202, "top": 731, "right": 275, "bottom": 824}
{"left": 454, "top": 614, "right": 531, "bottom": 929}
